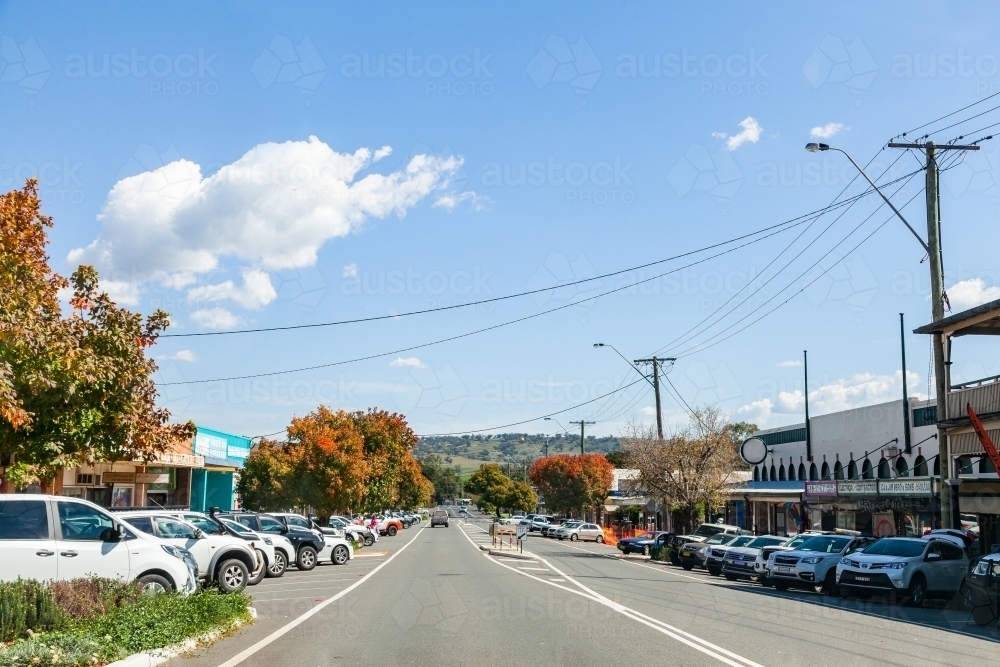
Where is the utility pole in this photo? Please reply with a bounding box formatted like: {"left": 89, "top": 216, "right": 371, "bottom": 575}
{"left": 634, "top": 357, "right": 667, "bottom": 439}
{"left": 888, "top": 139, "right": 980, "bottom": 529}
{"left": 569, "top": 420, "right": 595, "bottom": 455}
{"left": 803, "top": 350, "right": 812, "bottom": 462}
{"left": 900, "top": 313, "right": 912, "bottom": 453}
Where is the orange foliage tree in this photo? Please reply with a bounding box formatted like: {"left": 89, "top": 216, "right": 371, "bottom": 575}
{"left": 528, "top": 453, "right": 614, "bottom": 516}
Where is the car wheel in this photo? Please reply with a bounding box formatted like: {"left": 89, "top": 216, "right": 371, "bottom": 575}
{"left": 570, "top": 534, "right": 579, "bottom": 542}
{"left": 388, "top": 526, "right": 397, "bottom": 537}
{"left": 363, "top": 535, "right": 375, "bottom": 546}
{"left": 642, "top": 546, "right": 650, "bottom": 556}
{"left": 971, "top": 604, "right": 996, "bottom": 626}
{"left": 708, "top": 567, "right": 721, "bottom": 577}
{"left": 297, "top": 545, "right": 318, "bottom": 571}
{"left": 217, "top": 559, "right": 249, "bottom": 593}
{"left": 820, "top": 570, "right": 838, "bottom": 596}
{"left": 444, "top": 523, "right": 449, "bottom": 528}
{"left": 596, "top": 535, "right": 604, "bottom": 544}
{"left": 724, "top": 574, "right": 738, "bottom": 581}
{"left": 904, "top": 575, "right": 926, "bottom": 607}
{"left": 948, "top": 581, "right": 972, "bottom": 611}
{"left": 682, "top": 564, "right": 694, "bottom": 571}
{"left": 266, "top": 550, "right": 287, "bottom": 578}
{"left": 137, "top": 573, "right": 172, "bottom": 595}
{"left": 248, "top": 549, "right": 267, "bottom": 585}
{"left": 759, "top": 576, "right": 772, "bottom": 587}
{"left": 839, "top": 585, "right": 854, "bottom": 599}
{"left": 332, "top": 545, "right": 350, "bottom": 565}
{"left": 773, "top": 581, "right": 789, "bottom": 592}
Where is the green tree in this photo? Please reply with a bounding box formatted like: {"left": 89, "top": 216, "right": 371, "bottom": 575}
{"left": 466, "top": 463, "right": 513, "bottom": 516}
{"left": 236, "top": 440, "right": 294, "bottom": 511}
{"left": 504, "top": 480, "right": 538, "bottom": 514}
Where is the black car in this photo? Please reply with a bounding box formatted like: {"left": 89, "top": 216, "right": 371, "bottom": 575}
{"left": 618, "top": 531, "right": 672, "bottom": 556}
{"left": 967, "top": 551, "right": 1000, "bottom": 627}
{"left": 220, "top": 511, "right": 326, "bottom": 571}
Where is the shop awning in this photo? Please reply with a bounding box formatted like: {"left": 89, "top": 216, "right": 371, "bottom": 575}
{"left": 914, "top": 297, "right": 1000, "bottom": 337}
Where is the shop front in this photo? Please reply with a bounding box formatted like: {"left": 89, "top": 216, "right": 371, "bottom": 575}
{"left": 59, "top": 450, "right": 205, "bottom": 509}
{"left": 803, "top": 479, "right": 939, "bottom": 537}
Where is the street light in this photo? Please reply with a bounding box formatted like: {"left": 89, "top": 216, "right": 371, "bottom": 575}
{"left": 804, "top": 143, "right": 930, "bottom": 254}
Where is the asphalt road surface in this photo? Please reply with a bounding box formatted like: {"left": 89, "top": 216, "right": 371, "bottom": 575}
{"left": 166, "top": 514, "right": 999, "bottom": 667}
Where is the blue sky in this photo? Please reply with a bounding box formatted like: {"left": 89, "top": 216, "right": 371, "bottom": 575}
{"left": 3, "top": 1, "right": 999, "bottom": 440}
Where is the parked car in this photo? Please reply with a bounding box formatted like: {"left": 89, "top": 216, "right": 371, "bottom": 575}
{"left": 116, "top": 511, "right": 257, "bottom": 592}
{"left": 431, "top": 509, "right": 449, "bottom": 527}
{"left": 267, "top": 512, "right": 327, "bottom": 542}
{"left": 720, "top": 535, "right": 788, "bottom": 580}
{"left": 665, "top": 523, "right": 746, "bottom": 565}
{"left": 678, "top": 533, "right": 741, "bottom": 570}
{"left": 221, "top": 511, "right": 326, "bottom": 571}
{"left": 325, "top": 516, "right": 376, "bottom": 546}
{"left": 555, "top": 522, "right": 605, "bottom": 543}
{"left": 836, "top": 536, "right": 971, "bottom": 606}
{"left": 545, "top": 521, "right": 580, "bottom": 538}
{"left": 753, "top": 531, "right": 837, "bottom": 586}
{"left": 618, "top": 531, "right": 672, "bottom": 556}
{"left": 376, "top": 515, "right": 404, "bottom": 536}
{"left": 768, "top": 534, "right": 875, "bottom": 595}
{"left": 0, "top": 495, "right": 196, "bottom": 594}
{"left": 967, "top": 550, "right": 1000, "bottom": 626}
{"left": 703, "top": 535, "right": 759, "bottom": 575}
{"left": 162, "top": 509, "right": 287, "bottom": 580}
{"left": 521, "top": 515, "right": 555, "bottom": 532}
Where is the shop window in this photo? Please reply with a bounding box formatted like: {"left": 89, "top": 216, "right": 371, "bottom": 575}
{"left": 770, "top": 465, "right": 777, "bottom": 480}
{"left": 913, "top": 455, "right": 928, "bottom": 476}
{"left": 958, "top": 457, "right": 974, "bottom": 475}
{"left": 862, "top": 459, "right": 874, "bottom": 479}
{"left": 821, "top": 462, "right": 831, "bottom": 480}
{"left": 761, "top": 466, "right": 768, "bottom": 481}
{"left": 779, "top": 465, "right": 786, "bottom": 481}
{"left": 848, "top": 460, "right": 858, "bottom": 479}
{"left": 895, "top": 457, "right": 909, "bottom": 477}
{"left": 788, "top": 464, "right": 796, "bottom": 481}
{"left": 753, "top": 466, "right": 760, "bottom": 482}
{"left": 834, "top": 461, "right": 844, "bottom": 480}
{"left": 809, "top": 463, "right": 818, "bottom": 480}
{"left": 878, "top": 459, "right": 891, "bottom": 479}
{"left": 798, "top": 463, "right": 806, "bottom": 480}
{"left": 912, "top": 406, "right": 937, "bottom": 427}
{"left": 980, "top": 456, "right": 996, "bottom": 474}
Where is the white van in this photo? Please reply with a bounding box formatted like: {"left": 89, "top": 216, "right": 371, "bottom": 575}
{"left": 0, "top": 494, "right": 196, "bottom": 593}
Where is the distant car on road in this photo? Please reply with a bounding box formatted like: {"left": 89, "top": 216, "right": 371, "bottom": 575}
{"left": 617, "top": 531, "right": 671, "bottom": 556}
{"left": 544, "top": 521, "right": 580, "bottom": 538}
{"left": 556, "top": 522, "right": 605, "bottom": 543}
{"left": 431, "top": 510, "right": 450, "bottom": 527}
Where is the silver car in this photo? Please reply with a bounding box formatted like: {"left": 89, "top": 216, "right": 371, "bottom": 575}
{"left": 836, "top": 535, "right": 970, "bottom": 606}
{"left": 556, "top": 522, "right": 606, "bottom": 543}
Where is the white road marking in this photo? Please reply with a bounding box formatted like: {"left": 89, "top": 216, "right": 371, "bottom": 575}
{"left": 515, "top": 566, "right": 550, "bottom": 571}
{"left": 215, "top": 524, "right": 427, "bottom": 667}
{"left": 456, "top": 522, "right": 764, "bottom": 667}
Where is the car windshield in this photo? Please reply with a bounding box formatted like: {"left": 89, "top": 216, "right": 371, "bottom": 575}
{"left": 745, "top": 537, "right": 776, "bottom": 548}
{"left": 562, "top": 522, "right": 582, "bottom": 528}
{"left": 638, "top": 532, "right": 656, "bottom": 539}
{"left": 693, "top": 524, "right": 725, "bottom": 537}
{"left": 183, "top": 515, "right": 224, "bottom": 535}
{"left": 704, "top": 534, "right": 736, "bottom": 545}
{"left": 221, "top": 519, "right": 252, "bottom": 534}
{"left": 797, "top": 536, "right": 851, "bottom": 553}
{"left": 862, "top": 539, "right": 926, "bottom": 557}
{"left": 784, "top": 535, "right": 812, "bottom": 548}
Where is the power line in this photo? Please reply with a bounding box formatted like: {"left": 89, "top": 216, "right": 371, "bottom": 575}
{"left": 159, "top": 214, "right": 823, "bottom": 386}
{"left": 898, "top": 90, "right": 1000, "bottom": 138}
{"left": 161, "top": 189, "right": 893, "bottom": 339}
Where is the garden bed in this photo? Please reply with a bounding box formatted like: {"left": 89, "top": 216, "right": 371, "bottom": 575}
{"left": 0, "top": 579, "right": 253, "bottom": 667}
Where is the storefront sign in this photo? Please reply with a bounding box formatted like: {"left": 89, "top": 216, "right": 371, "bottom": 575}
{"left": 855, "top": 497, "right": 936, "bottom": 513}
{"left": 102, "top": 471, "right": 136, "bottom": 484}
{"left": 136, "top": 473, "right": 170, "bottom": 485}
{"left": 837, "top": 480, "right": 878, "bottom": 495}
{"left": 877, "top": 479, "right": 932, "bottom": 496}
{"left": 804, "top": 481, "right": 838, "bottom": 497}
{"left": 146, "top": 452, "right": 204, "bottom": 468}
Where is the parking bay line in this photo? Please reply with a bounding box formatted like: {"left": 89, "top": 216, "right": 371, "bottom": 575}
{"left": 215, "top": 524, "right": 427, "bottom": 667}
{"left": 456, "top": 523, "right": 763, "bottom": 667}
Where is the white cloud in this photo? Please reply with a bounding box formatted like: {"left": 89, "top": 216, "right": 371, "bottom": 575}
{"left": 737, "top": 371, "right": 923, "bottom": 425}
{"left": 810, "top": 122, "right": 846, "bottom": 139}
{"left": 715, "top": 116, "right": 763, "bottom": 151}
{"left": 639, "top": 405, "right": 658, "bottom": 417}
{"left": 373, "top": 146, "right": 392, "bottom": 162}
{"left": 390, "top": 357, "right": 426, "bottom": 368}
{"left": 162, "top": 349, "right": 198, "bottom": 362}
{"left": 69, "top": 136, "right": 465, "bottom": 301}
{"left": 946, "top": 278, "right": 1000, "bottom": 311}
{"left": 187, "top": 268, "right": 277, "bottom": 309}
{"left": 342, "top": 263, "right": 358, "bottom": 280}
{"left": 433, "top": 190, "right": 488, "bottom": 212}
{"left": 777, "top": 359, "right": 803, "bottom": 368}
{"left": 190, "top": 307, "right": 242, "bottom": 330}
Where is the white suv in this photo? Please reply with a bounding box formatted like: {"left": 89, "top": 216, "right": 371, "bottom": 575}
{"left": 768, "top": 534, "right": 875, "bottom": 594}
{"left": 168, "top": 511, "right": 285, "bottom": 580}
{"left": 116, "top": 511, "right": 258, "bottom": 592}
{"left": 0, "top": 494, "right": 196, "bottom": 594}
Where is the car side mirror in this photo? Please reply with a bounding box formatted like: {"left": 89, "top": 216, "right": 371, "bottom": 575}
{"left": 101, "top": 527, "right": 123, "bottom": 542}
{"left": 926, "top": 552, "right": 941, "bottom": 561}
{"left": 193, "top": 529, "right": 205, "bottom": 539}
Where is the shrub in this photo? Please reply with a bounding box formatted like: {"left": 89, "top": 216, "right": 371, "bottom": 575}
{"left": 0, "top": 579, "right": 64, "bottom": 642}
{"left": 650, "top": 545, "right": 667, "bottom": 561}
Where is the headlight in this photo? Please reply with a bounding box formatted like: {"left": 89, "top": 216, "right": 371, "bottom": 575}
{"left": 163, "top": 544, "right": 198, "bottom": 571}
{"left": 883, "top": 562, "right": 906, "bottom": 570}
{"left": 801, "top": 556, "right": 823, "bottom": 564}
{"left": 263, "top": 537, "right": 273, "bottom": 546}
{"left": 973, "top": 561, "right": 989, "bottom": 576}
{"left": 839, "top": 557, "right": 849, "bottom": 565}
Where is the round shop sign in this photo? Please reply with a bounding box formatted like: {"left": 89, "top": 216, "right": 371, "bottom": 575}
{"left": 740, "top": 437, "right": 768, "bottom": 465}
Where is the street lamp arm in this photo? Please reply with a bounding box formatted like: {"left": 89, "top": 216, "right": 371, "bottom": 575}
{"left": 806, "top": 143, "right": 931, "bottom": 255}
{"left": 594, "top": 343, "right": 657, "bottom": 390}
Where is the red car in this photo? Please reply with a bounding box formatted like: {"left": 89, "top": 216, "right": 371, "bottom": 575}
{"left": 377, "top": 516, "right": 403, "bottom": 536}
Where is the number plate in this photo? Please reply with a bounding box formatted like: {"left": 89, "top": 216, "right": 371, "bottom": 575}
{"left": 855, "top": 576, "right": 870, "bottom": 582}
{"left": 775, "top": 566, "right": 792, "bottom": 572}
{"left": 681, "top": 551, "right": 691, "bottom": 557}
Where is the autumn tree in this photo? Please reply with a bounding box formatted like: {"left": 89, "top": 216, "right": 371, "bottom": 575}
{"left": 0, "top": 180, "right": 192, "bottom": 486}
{"left": 528, "top": 453, "right": 613, "bottom": 517}
{"left": 285, "top": 406, "right": 369, "bottom": 514}
{"left": 351, "top": 409, "right": 425, "bottom": 511}
{"left": 620, "top": 407, "right": 743, "bottom": 533}
{"left": 236, "top": 439, "right": 294, "bottom": 511}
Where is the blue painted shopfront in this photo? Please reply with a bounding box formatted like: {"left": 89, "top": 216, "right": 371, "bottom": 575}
{"left": 189, "top": 426, "right": 251, "bottom": 512}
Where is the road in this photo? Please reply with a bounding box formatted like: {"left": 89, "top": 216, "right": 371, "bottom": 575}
{"left": 167, "top": 513, "right": 999, "bottom": 667}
